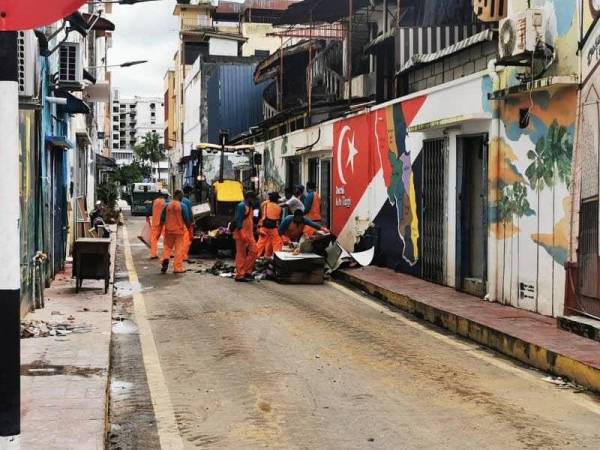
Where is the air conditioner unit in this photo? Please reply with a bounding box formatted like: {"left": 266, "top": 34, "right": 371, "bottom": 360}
{"left": 58, "top": 42, "right": 83, "bottom": 85}
{"left": 17, "top": 31, "right": 37, "bottom": 97}
{"left": 499, "top": 9, "right": 545, "bottom": 60}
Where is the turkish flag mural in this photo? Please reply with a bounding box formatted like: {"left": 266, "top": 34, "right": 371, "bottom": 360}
{"left": 333, "top": 96, "right": 426, "bottom": 268}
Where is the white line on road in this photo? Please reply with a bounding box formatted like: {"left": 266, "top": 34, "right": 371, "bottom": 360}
{"left": 122, "top": 226, "right": 185, "bottom": 449}
{"left": 327, "top": 281, "right": 600, "bottom": 416}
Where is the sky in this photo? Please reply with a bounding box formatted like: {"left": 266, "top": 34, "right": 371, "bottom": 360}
{"left": 108, "top": 0, "right": 246, "bottom": 99}
{"left": 109, "top": 0, "right": 179, "bottom": 98}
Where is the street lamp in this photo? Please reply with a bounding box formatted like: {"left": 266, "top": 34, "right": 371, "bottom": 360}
{"left": 88, "top": 60, "right": 148, "bottom": 69}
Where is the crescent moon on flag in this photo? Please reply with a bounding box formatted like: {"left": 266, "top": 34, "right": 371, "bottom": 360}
{"left": 336, "top": 125, "right": 351, "bottom": 185}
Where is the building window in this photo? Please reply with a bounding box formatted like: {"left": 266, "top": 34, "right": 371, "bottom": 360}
{"left": 254, "top": 49, "right": 270, "bottom": 58}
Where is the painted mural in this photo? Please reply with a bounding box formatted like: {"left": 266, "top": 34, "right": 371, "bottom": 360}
{"left": 332, "top": 97, "right": 426, "bottom": 273}
{"left": 493, "top": 86, "right": 577, "bottom": 316}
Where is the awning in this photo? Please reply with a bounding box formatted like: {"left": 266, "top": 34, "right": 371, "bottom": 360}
{"left": 397, "top": 29, "right": 495, "bottom": 75}
{"left": 82, "top": 12, "right": 115, "bottom": 33}
{"left": 56, "top": 91, "right": 91, "bottom": 115}
{"left": 274, "top": 0, "right": 370, "bottom": 25}
{"left": 45, "top": 135, "right": 73, "bottom": 149}
{"left": 83, "top": 69, "right": 96, "bottom": 84}
{"left": 96, "top": 153, "right": 117, "bottom": 170}
{"left": 254, "top": 40, "right": 322, "bottom": 83}
{"left": 364, "top": 28, "right": 395, "bottom": 54}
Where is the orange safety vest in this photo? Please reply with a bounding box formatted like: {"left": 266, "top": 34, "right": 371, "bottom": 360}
{"left": 307, "top": 192, "right": 321, "bottom": 221}
{"left": 286, "top": 221, "right": 305, "bottom": 242}
{"left": 151, "top": 197, "right": 166, "bottom": 228}
{"left": 238, "top": 204, "right": 254, "bottom": 236}
{"left": 164, "top": 200, "right": 185, "bottom": 235}
{"left": 259, "top": 201, "right": 282, "bottom": 228}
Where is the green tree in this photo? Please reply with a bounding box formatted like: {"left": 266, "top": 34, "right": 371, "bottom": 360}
{"left": 134, "top": 132, "right": 165, "bottom": 182}
{"left": 114, "top": 161, "right": 151, "bottom": 187}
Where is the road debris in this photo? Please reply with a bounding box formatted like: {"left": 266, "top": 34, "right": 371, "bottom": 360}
{"left": 542, "top": 376, "right": 586, "bottom": 392}
{"left": 21, "top": 319, "right": 93, "bottom": 338}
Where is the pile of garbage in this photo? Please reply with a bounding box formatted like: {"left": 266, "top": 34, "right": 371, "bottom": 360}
{"left": 204, "top": 260, "right": 236, "bottom": 278}
{"left": 21, "top": 319, "right": 92, "bottom": 338}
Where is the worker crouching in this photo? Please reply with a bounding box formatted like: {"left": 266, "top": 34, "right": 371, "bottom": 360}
{"left": 279, "top": 209, "right": 329, "bottom": 245}
{"left": 233, "top": 191, "right": 258, "bottom": 282}
{"left": 257, "top": 192, "right": 283, "bottom": 258}
{"left": 160, "top": 190, "right": 193, "bottom": 274}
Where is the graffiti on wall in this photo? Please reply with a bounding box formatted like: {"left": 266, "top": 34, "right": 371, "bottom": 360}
{"left": 332, "top": 97, "right": 426, "bottom": 270}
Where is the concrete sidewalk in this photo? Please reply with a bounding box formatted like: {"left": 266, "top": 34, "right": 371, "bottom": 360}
{"left": 20, "top": 227, "right": 117, "bottom": 449}
{"left": 339, "top": 267, "right": 600, "bottom": 393}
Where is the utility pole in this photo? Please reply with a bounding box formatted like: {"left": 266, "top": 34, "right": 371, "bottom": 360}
{"left": 0, "top": 30, "right": 21, "bottom": 446}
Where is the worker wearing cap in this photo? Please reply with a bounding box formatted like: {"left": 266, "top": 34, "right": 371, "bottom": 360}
{"left": 160, "top": 190, "right": 192, "bottom": 274}
{"left": 256, "top": 192, "right": 283, "bottom": 258}
{"left": 302, "top": 181, "right": 321, "bottom": 236}
{"left": 181, "top": 185, "right": 195, "bottom": 261}
{"left": 233, "top": 190, "right": 258, "bottom": 282}
{"left": 279, "top": 209, "right": 329, "bottom": 244}
{"left": 147, "top": 189, "right": 169, "bottom": 259}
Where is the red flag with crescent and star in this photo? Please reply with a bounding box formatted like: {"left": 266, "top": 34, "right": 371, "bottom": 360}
{"left": 332, "top": 97, "right": 426, "bottom": 236}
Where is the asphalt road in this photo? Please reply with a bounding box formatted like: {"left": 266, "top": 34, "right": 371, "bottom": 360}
{"left": 110, "top": 216, "right": 600, "bottom": 449}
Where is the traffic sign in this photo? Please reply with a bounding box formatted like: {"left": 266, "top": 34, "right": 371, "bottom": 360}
{"left": 0, "top": 0, "right": 87, "bottom": 31}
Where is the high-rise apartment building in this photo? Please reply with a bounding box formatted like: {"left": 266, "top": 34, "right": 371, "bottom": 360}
{"left": 111, "top": 89, "right": 168, "bottom": 182}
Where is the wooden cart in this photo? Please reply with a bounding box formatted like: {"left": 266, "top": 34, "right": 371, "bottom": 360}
{"left": 73, "top": 238, "right": 111, "bottom": 293}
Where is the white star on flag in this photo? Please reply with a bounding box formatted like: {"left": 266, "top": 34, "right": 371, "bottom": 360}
{"left": 346, "top": 135, "right": 359, "bottom": 173}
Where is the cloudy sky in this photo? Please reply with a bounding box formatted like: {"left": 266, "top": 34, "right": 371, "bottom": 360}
{"left": 108, "top": 0, "right": 247, "bottom": 98}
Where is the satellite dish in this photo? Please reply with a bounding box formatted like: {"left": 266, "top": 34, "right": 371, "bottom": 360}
{"left": 0, "top": 0, "right": 87, "bottom": 31}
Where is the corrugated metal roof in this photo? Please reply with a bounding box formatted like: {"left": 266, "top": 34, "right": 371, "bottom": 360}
{"left": 397, "top": 29, "right": 495, "bottom": 75}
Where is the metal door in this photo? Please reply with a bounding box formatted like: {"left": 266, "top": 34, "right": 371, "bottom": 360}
{"left": 421, "top": 138, "right": 447, "bottom": 284}
{"left": 577, "top": 199, "right": 600, "bottom": 318}
{"left": 52, "top": 149, "right": 67, "bottom": 274}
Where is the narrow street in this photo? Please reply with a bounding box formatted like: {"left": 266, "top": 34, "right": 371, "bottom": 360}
{"left": 107, "top": 216, "right": 600, "bottom": 449}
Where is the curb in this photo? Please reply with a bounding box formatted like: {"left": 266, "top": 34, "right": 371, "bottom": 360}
{"left": 337, "top": 270, "right": 600, "bottom": 394}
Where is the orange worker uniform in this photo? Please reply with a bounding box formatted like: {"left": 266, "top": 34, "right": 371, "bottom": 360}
{"left": 233, "top": 201, "right": 258, "bottom": 280}
{"left": 181, "top": 197, "right": 194, "bottom": 261}
{"left": 256, "top": 201, "right": 283, "bottom": 258}
{"left": 149, "top": 196, "right": 166, "bottom": 258}
{"left": 160, "top": 200, "right": 188, "bottom": 273}
{"left": 303, "top": 191, "right": 321, "bottom": 237}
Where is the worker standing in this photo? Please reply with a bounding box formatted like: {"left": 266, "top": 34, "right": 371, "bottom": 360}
{"left": 256, "top": 192, "right": 283, "bottom": 258}
{"left": 182, "top": 185, "right": 195, "bottom": 262}
{"left": 303, "top": 181, "right": 321, "bottom": 236}
{"left": 279, "top": 209, "right": 329, "bottom": 244}
{"left": 280, "top": 185, "right": 305, "bottom": 215}
{"left": 147, "top": 189, "right": 169, "bottom": 259}
{"left": 233, "top": 191, "right": 258, "bottom": 282}
{"left": 160, "top": 190, "right": 192, "bottom": 274}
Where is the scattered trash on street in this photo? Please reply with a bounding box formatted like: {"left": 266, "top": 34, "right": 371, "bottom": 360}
{"left": 542, "top": 376, "right": 585, "bottom": 392}
{"left": 21, "top": 319, "right": 93, "bottom": 338}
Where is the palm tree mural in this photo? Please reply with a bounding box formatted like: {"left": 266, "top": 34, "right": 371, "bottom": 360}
{"left": 499, "top": 182, "right": 531, "bottom": 305}
{"left": 525, "top": 120, "right": 573, "bottom": 313}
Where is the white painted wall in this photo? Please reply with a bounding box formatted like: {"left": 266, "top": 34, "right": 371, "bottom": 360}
{"left": 209, "top": 37, "right": 238, "bottom": 57}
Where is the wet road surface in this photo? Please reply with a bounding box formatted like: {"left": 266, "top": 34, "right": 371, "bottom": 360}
{"left": 109, "top": 217, "right": 600, "bottom": 449}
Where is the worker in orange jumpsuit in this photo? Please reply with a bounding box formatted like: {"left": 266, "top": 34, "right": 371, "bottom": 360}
{"left": 279, "top": 209, "right": 328, "bottom": 245}
{"left": 160, "top": 190, "right": 192, "bottom": 274}
{"left": 302, "top": 181, "right": 321, "bottom": 237}
{"left": 181, "top": 185, "right": 195, "bottom": 261}
{"left": 256, "top": 192, "right": 283, "bottom": 258}
{"left": 147, "top": 189, "right": 169, "bottom": 259}
{"left": 233, "top": 191, "right": 258, "bottom": 282}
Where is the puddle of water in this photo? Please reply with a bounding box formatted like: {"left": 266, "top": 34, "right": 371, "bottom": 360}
{"left": 112, "top": 319, "right": 139, "bottom": 335}
{"left": 113, "top": 281, "right": 152, "bottom": 298}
